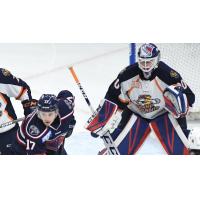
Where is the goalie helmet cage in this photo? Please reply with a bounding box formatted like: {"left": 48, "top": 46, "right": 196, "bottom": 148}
{"left": 130, "top": 43, "right": 200, "bottom": 120}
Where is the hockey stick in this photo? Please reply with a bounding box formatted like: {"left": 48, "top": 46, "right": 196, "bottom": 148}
{"left": 0, "top": 117, "right": 24, "bottom": 129}
{"left": 68, "top": 66, "right": 95, "bottom": 113}
{"left": 68, "top": 66, "right": 120, "bottom": 155}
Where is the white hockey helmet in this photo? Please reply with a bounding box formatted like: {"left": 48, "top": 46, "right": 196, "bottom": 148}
{"left": 188, "top": 129, "right": 200, "bottom": 150}
{"left": 138, "top": 43, "right": 160, "bottom": 78}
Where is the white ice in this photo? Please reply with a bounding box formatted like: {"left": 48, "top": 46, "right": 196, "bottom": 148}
{"left": 0, "top": 44, "right": 199, "bottom": 154}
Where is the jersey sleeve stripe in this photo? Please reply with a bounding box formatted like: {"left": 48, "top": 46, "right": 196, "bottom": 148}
{"left": 118, "top": 96, "right": 130, "bottom": 104}
{"left": 61, "top": 110, "right": 74, "bottom": 120}
{"left": 0, "top": 93, "right": 7, "bottom": 105}
{"left": 154, "top": 78, "right": 164, "bottom": 93}
{"left": 16, "top": 87, "right": 27, "bottom": 100}
{"left": 16, "top": 131, "right": 26, "bottom": 146}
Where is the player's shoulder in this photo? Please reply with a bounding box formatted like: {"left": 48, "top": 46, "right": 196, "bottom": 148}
{"left": 23, "top": 112, "right": 47, "bottom": 138}
{"left": 156, "top": 61, "right": 182, "bottom": 84}
{"left": 0, "top": 68, "right": 22, "bottom": 86}
{"left": 58, "top": 98, "right": 74, "bottom": 119}
{"left": 118, "top": 63, "right": 140, "bottom": 82}
{"left": 0, "top": 68, "right": 12, "bottom": 79}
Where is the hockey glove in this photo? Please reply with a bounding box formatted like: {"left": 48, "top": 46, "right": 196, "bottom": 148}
{"left": 163, "top": 85, "right": 188, "bottom": 118}
{"left": 85, "top": 99, "right": 118, "bottom": 137}
{"left": 22, "top": 99, "right": 38, "bottom": 116}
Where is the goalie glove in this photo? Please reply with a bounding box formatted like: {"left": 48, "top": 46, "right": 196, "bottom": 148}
{"left": 163, "top": 85, "right": 189, "bottom": 118}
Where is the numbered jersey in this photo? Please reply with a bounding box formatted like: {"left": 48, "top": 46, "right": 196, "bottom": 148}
{"left": 14, "top": 92, "right": 76, "bottom": 154}
{"left": 0, "top": 68, "right": 32, "bottom": 133}
{"left": 105, "top": 61, "right": 195, "bottom": 119}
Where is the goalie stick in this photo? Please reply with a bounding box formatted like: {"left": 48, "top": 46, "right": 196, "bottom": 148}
{"left": 68, "top": 66, "right": 120, "bottom": 155}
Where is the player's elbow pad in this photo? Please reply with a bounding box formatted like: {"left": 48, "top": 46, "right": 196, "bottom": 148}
{"left": 163, "top": 85, "right": 189, "bottom": 118}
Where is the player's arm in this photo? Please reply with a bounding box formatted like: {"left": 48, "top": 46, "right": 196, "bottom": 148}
{"left": 157, "top": 62, "right": 195, "bottom": 118}
{"left": 57, "top": 90, "right": 76, "bottom": 138}
{"left": 168, "top": 80, "right": 194, "bottom": 117}
{"left": 158, "top": 62, "right": 195, "bottom": 107}
{"left": 0, "top": 68, "right": 37, "bottom": 116}
{"left": 163, "top": 72, "right": 195, "bottom": 118}
{"left": 105, "top": 65, "right": 138, "bottom": 109}
{"left": 105, "top": 78, "right": 128, "bottom": 110}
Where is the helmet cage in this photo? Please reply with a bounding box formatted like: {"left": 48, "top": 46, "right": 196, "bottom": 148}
{"left": 138, "top": 56, "right": 159, "bottom": 73}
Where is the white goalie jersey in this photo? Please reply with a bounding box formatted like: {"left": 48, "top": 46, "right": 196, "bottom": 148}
{"left": 105, "top": 61, "right": 195, "bottom": 120}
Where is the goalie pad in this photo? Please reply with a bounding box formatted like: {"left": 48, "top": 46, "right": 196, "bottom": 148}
{"left": 163, "top": 85, "right": 189, "bottom": 118}
{"left": 85, "top": 99, "right": 120, "bottom": 136}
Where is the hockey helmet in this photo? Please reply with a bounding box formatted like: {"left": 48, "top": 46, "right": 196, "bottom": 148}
{"left": 138, "top": 43, "right": 160, "bottom": 77}
{"left": 37, "top": 94, "right": 58, "bottom": 112}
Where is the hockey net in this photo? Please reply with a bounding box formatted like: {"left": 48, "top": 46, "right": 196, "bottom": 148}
{"left": 136, "top": 43, "right": 200, "bottom": 120}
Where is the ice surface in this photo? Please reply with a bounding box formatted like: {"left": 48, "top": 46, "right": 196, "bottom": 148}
{"left": 1, "top": 44, "right": 199, "bottom": 154}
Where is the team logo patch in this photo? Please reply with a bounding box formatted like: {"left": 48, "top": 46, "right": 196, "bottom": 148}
{"left": 170, "top": 70, "right": 179, "bottom": 78}
{"left": 133, "top": 95, "right": 161, "bottom": 113}
{"left": 29, "top": 125, "right": 40, "bottom": 136}
{"left": 1, "top": 69, "right": 11, "bottom": 76}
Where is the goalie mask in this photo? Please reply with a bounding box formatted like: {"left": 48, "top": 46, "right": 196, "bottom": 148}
{"left": 138, "top": 43, "right": 160, "bottom": 79}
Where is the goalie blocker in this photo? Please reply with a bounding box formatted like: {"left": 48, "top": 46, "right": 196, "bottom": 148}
{"left": 163, "top": 85, "right": 189, "bottom": 118}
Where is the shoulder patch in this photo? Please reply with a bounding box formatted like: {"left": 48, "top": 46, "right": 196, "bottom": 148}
{"left": 1, "top": 69, "right": 11, "bottom": 76}
{"left": 29, "top": 125, "right": 40, "bottom": 136}
{"left": 170, "top": 70, "right": 179, "bottom": 78}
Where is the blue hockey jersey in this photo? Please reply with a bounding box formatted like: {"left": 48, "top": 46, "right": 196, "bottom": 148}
{"left": 14, "top": 91, "right": 76, "bottom": 154}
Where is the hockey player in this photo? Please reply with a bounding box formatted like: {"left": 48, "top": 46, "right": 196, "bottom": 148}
{"left": 0, "top": 68, "right": 36, "bottom": 155}
{"left": 86, "top": 43, "right": 195, "bottom": 155}
{"left": 13, "top": 90, "right": 76, "bottom": 155}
